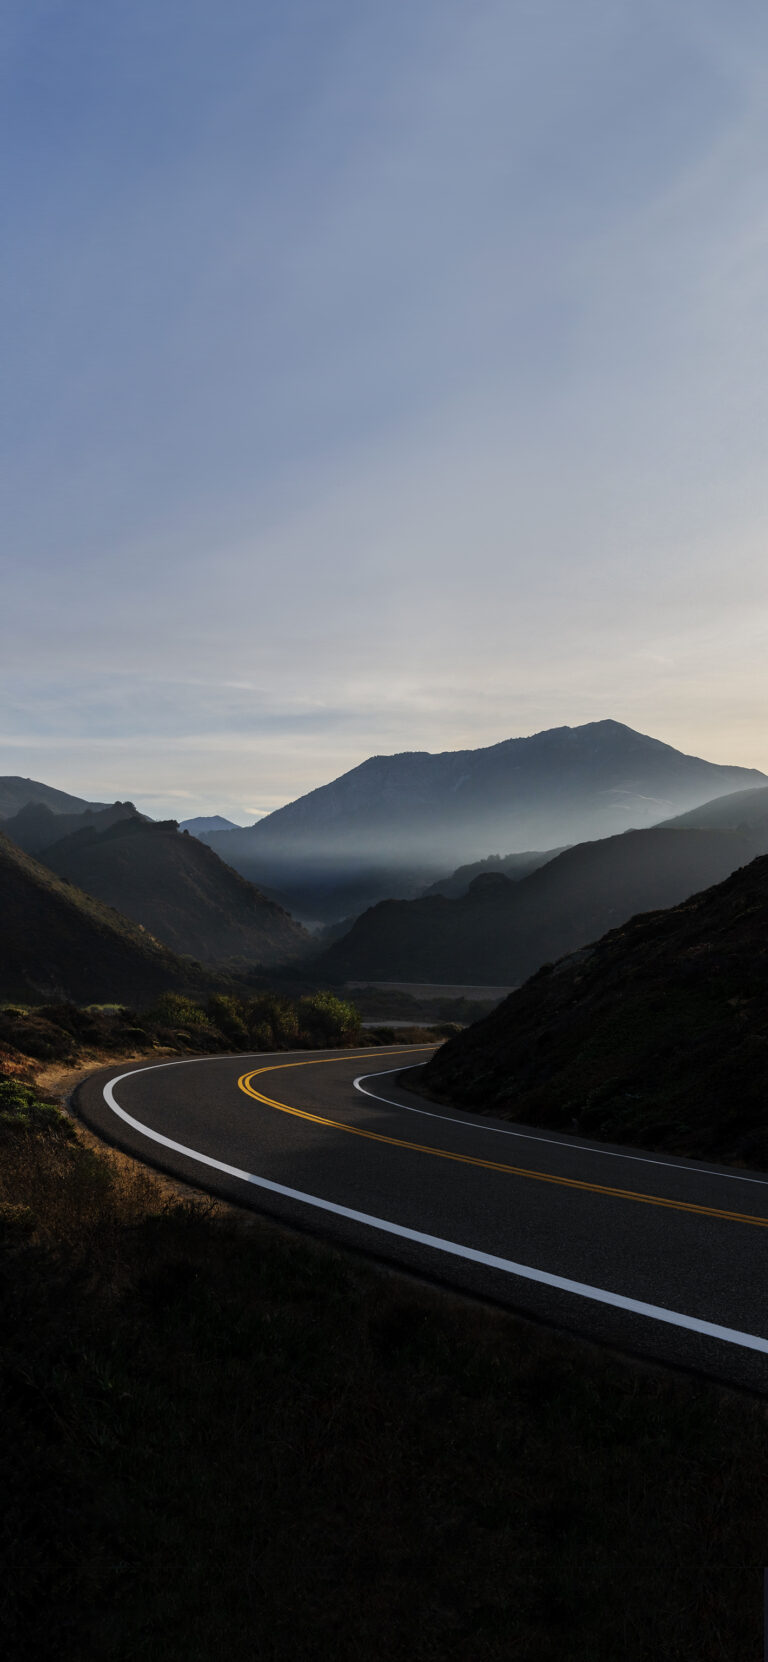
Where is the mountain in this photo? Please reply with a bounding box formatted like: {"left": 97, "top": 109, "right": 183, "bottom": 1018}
{"left": 41, "top": 815, "right": 310, "bottom": 966}
{"left": 0, "top": 831, "right": 212, "bottom": 1006}
{"left": 208, "top": 720, "right": 765, "bottom": 858}
{"left": 421, "top": 848, "right": 564, "bottom": 900}
{"left": 2, "top": 800, "right": 144, "bottom": 857}
{"left": 659, "top": 784, "right": 768, "bottom": 843}
{"left": 204, "top": 721, "right": 766, "bottom": 918}
{"left": 180, "top": 815, "right": 240, "bottom": 836}
{"left": 0, "top": 775, "right": 105, "bottom": 820}
{"left": 315, "top": 826, "right": 759, "bottom": 985}
{"left": 417, "top": 852, "right": 768, "bottom": 1167}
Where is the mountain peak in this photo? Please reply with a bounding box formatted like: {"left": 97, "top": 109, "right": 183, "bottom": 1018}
{"left": 210, "top": 721, "right": 766, "bottom": 867}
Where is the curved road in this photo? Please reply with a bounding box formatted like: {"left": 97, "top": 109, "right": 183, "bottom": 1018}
{"left": 75, "top": 1046, "right": 768, "bottom": 1392}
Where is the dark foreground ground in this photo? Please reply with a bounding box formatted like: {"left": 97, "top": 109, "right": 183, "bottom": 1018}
{"left": 2, "top": 1073, "right": 768, "bottom": 1662}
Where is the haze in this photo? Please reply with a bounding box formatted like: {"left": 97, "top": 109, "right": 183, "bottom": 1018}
{"left": 3, "top": 2, "right": 768, "bottom": 821}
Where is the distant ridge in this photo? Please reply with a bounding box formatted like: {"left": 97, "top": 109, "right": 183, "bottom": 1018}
{"left": 180, "top": 815, "right": 240, "bottom": 836}
{"left": 316, "top": 825, "right": 760, "bottom": 985}
{"left": 421, "top": 848, "right": 565, "bottom": 899}
{"left": 660, "top": 784, "right": 768, "bottom": 842}
{"left": 0, "top": 775, "right": 105, "bottom": 820}
{"left": 2, "top": 800, "right": 144, "bottom": 857}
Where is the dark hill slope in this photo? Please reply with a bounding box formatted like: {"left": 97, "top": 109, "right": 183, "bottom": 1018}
{"left": 42, "top": 816, "right": 310, "bottom": 966}
{"left": 0, "top": 832, "right": 210, "bottom": 1005}
{"left": 3, "top": 800, "right": 143, "bottom": 857}
{"left": 207, "top": 720, "right": 766, "bottom": 876}
{"left": 0, "top": 775, "right": 104, "bottom": 819}
{"left": 317, "top": 827, "right": 758, "bottom": 985}
{"left": 418, "top": 853, "right": 768, "bottom": 1166}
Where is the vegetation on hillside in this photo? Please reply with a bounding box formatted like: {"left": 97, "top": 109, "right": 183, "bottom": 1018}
{"left": 0, "top": 991, "right": 443, "bottom": 1082}
{"left": 0, "top": 992, "right": 360, "bottom": 1071}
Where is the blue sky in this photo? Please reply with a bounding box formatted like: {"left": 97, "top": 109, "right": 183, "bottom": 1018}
{"left": 3, "top": 1, "right": 768, "bottom": 820}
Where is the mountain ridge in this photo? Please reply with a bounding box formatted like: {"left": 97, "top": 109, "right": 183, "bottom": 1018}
{"left": 315, "top": 825, "right": 760, "bottom": 985}
{"left": 203, "top": 722, "right": 766, "bottom": 912}
{"left": 0, "top": 830, "right": 213, "bottom": 1005}
{"left": 0, "top": 775, "right": 106, "bottom": 820}
{"left": 41, "top": 815, "right": 311, "bottom": 967}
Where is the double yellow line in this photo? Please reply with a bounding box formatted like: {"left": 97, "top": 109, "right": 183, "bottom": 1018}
{"left": 238, "top": 1051, "right": 768, "bottom": 1230}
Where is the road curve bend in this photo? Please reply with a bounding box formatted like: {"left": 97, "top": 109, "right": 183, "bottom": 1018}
{"left": 75, "top": 1046, "right": 768, "bottom": 1392}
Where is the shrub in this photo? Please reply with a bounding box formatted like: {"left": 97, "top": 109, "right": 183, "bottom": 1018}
{"left": 245, "top": 995, "right": 300, "bottom": 1050}
{"left": 150, "top": 992, "right": 208, "bottom": 1030}
{"left": 298, "top": 992, "right": 361, "bottom": 1047}
{"left": 0, "top": 1077, "right": 76, "bottom": 1139}
{"left": 207, "top": 994, "right": 248, "bottom": 1044}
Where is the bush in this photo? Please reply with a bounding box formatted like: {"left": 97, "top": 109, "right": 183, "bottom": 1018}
{"left": 150, "top": 992, "right": 208, "bottom": 1030}
{"left": 245, "top": 995, "right": 300, "bottom": 1050}
{"left": 298, "top": 992, "right": 361, "bottom": 1047}
{"left": 0, "top": 1077, "right": 75, "bottom": 1140}
{"left": 207, "top": 994, "right": 248, "bottom": 1045}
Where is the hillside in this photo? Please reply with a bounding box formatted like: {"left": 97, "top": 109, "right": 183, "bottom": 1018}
{"left": 421, "top": 847, "right": 563, "bottom": 899}
{"left": 42, "top": 815, "right": 310, "bottom": 966}
{"left": 0, "top": 831, "right": 211, "bottom": 1005}
{"left": 660, "top": 783, "right": 768, "bottom": 841}
{"left": 206, "top": 722, "right": 766, "bottom": 887}
{"left": 417, "top": 853, "right": 768, "bottom": 1166}
{"left": 0, "top": 774, "right": 104, "bottom": 819}
{"left": 317, "top": 826, "right": 758, "bottom": 985}
{"left": 2, "top": 799, "right": 143, "bottom": 856}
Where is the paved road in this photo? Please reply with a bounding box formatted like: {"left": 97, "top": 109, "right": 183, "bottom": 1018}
{"left": 75, "top": 1046, "right": 768, "bottom": 1392}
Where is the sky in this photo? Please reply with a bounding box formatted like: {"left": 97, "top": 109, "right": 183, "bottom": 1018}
{"left": 2, "top": 0, "right": 768, "bottom": 822}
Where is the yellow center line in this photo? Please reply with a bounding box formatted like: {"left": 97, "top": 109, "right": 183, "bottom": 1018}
{"left": 237, "top": 1051, "right": 768, "bottom": 1231}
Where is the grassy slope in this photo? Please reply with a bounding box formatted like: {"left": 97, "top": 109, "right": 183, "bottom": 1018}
{"left": 2, "top": 1085, "right": 768, "bottom": 1662}
{"left": 419, "top": 853, "right": 768, "bottom": 1166}
{"left": 0, "top": 831, "right": 213, "bottom": 1006}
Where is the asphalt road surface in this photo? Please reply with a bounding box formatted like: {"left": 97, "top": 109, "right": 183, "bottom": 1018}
{"left": 75, "top": 1046, "right": 768, "bottom": 1392}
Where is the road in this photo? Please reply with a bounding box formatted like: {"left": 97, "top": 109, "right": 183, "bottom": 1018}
{"left": 75, "top": 1046, "right": 768, "bottom": 1392}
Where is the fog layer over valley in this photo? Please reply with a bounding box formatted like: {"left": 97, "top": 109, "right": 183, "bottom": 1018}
{"left": 316, "top": 827, "right": 762, "bottom": 986}
{"left": 200, "top": 721, "right": 766, "bottom": 922}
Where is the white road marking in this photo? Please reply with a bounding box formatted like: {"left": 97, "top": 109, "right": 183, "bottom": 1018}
{"left": 354, "top": 1066, "right": 768, "bottom": 1188}
{"left": 101, "top": 1058, "right": 768, "bottom": 1359}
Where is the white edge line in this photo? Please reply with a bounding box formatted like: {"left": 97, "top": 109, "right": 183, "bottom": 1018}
{"left": 101, "top": 1060, "right": 768, "bottom": 1359}
{"left": 354, "top": 1067, "right": 768, "bottom": 1189}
